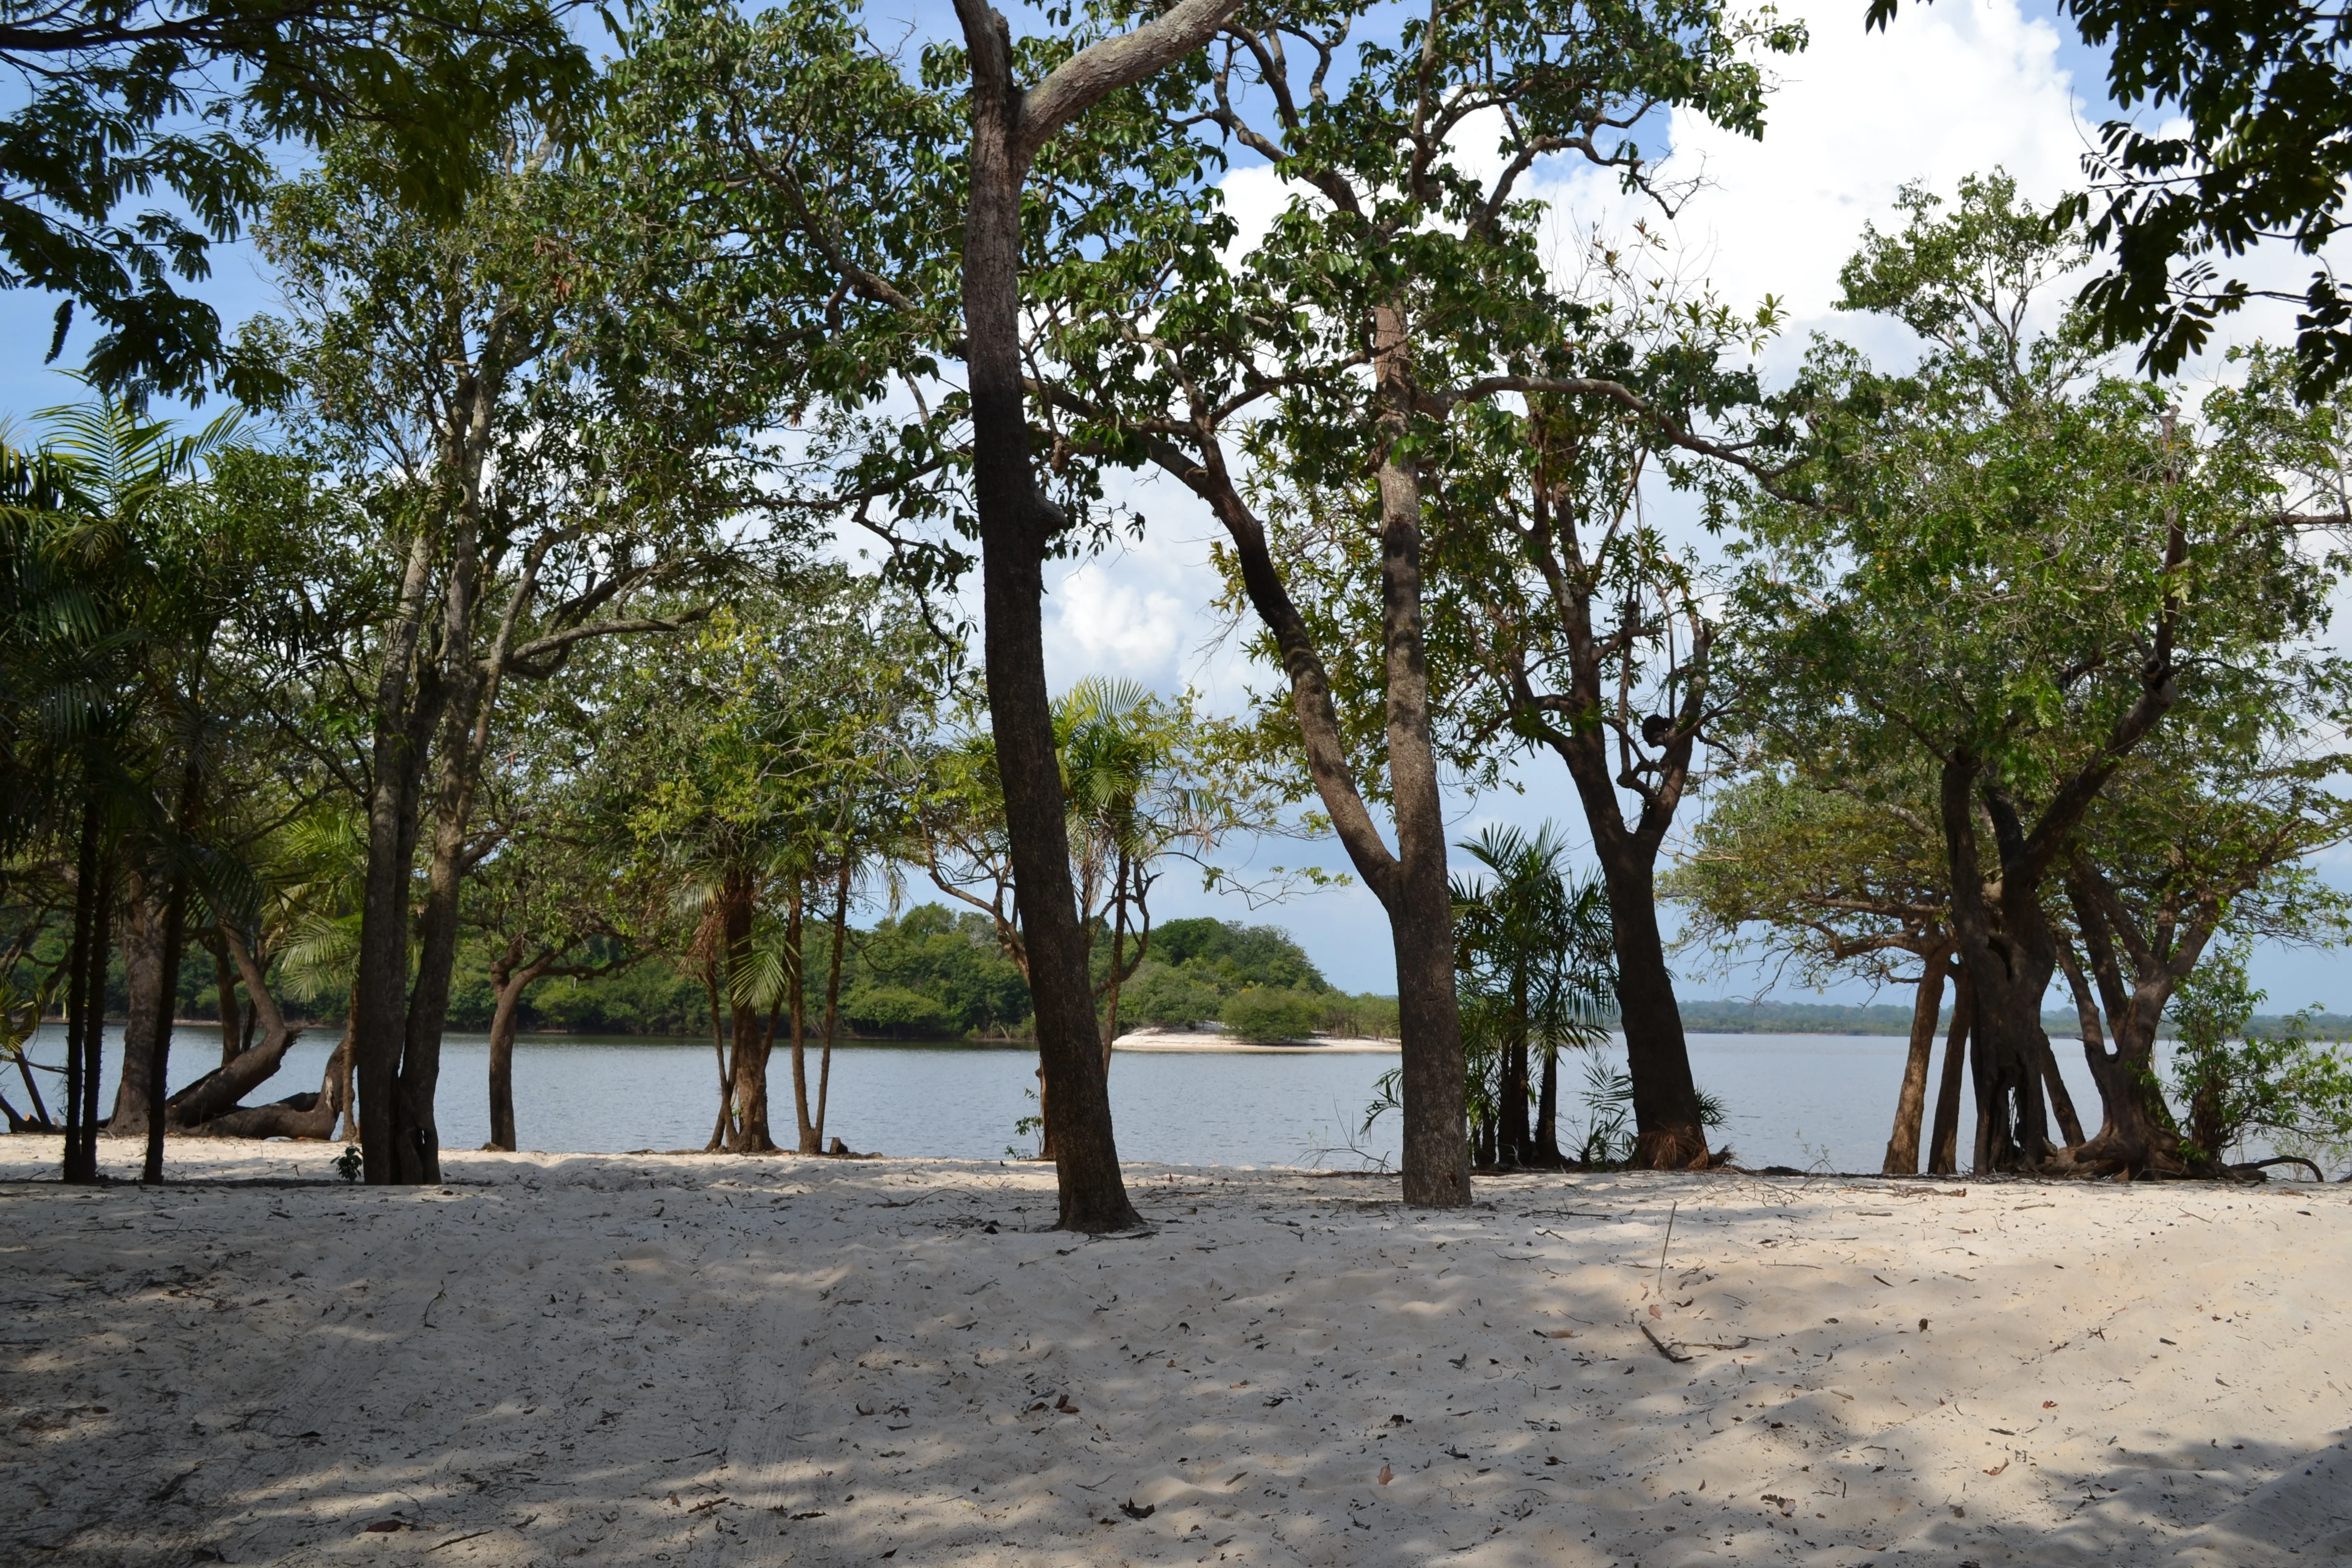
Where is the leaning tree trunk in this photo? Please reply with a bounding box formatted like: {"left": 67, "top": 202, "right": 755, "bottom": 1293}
{"left": 1926, "top": 966, "right": 1974, "bottom": 1176}
{"left": 168, "top": 925, "right": 303, "bottom": 1129}
{"left": 189, "top": 1030, "right": 351, "bottom": 1141}
{"left": 1883, "top": 945, "right": 1951, "bottom": 1175}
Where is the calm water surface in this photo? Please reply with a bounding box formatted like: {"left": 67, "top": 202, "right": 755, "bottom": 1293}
{"left": 27, "top": 1025, "right": 2121, "bottom": 1173}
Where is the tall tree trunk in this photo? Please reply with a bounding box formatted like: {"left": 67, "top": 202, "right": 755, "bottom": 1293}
{"left": 1102, "top": 848, "right": 1129, "bottom": 1066}
{"left": 1926, "top": 966, "right": 1974, "bottom": 1176}
{"left": 704, "top": 957, "right": 732, "bottom": 1151}
{"left": 353, "top": 522, "right": 442, "bottom": 1183}
{"left": 955, "top": 1, "right": 1140, "bottom": 1231}
{"left": 61, "top": 801, "right": 102, "bottom": 1185}
{"left": 1598, "top": 855, "right": 1709, "bottom": 1167}
{"left": 80, "top": 849, "right": 111, "bottom": 1178}
{"left": 791, "top": 881, "right": 817, "bottom": 1155}
{"left": 1883, "top": 945, "right": 1951, "bottom": 1175}
{"left": 1369, "top": 297, "right": 1475, "bottom": 1209}
{"left": 1532, "top": 1041, "right": 1562, "bottom": 1166}
{"left": 1498, "top": 976, "right": 1530, "bottom": 1168}
{"left": 107, "top": 873, "right": 162, "bottom": 1133}
{"left": 1147, "top": 432, "right": 1469, "bottom": 1205}
{"left": 817, "top": 858, "right": 851, "bottom": 1153}
{"left": 484, "top": 938, "right": 549, "bottom": 1152}
{"left": 143, "top": 757, "right": 200, "bottom": 1184}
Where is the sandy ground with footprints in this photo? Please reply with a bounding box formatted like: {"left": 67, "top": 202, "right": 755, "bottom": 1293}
{"left": 2, "top": 1138, "right": 2346, "bottom": 1566}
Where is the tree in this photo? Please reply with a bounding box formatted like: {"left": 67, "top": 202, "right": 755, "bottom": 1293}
{"left": 1, "top": 0, "right": 590, "bottom": 397}
{"left": 256, "top": 129, "right": 747, "bottom": 1183}
{"left": 2053, "top": 699, "right": 2352, "bottom": 1174}
{"left": 1868, "top": 0, "right": 2352, "bottom": 399}
{"left": 603, "top": 575, "right": 945, "bottom": 1155}
{"left": 1038, "top": 0, "right": 1797, "bottom": 1187}
{"left": 0, "top": 387, "right": 266, "bottom": 1182}
{"left": 1448, "top": 824, "right": 1613, "bottom": 1168}
{"left": 1733, "top": 174, "right": 2350, "bottom": 1170}
{"left": 1669, "top": 762, "right": 1974, "bottom": 1174}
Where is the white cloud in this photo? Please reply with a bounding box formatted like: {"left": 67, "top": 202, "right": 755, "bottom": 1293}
{"left": 1532, "top": 0, "right": 2089, "bottom": 373}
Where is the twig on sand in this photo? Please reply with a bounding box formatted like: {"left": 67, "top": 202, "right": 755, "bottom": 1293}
{"left": 1638, "top": 1319, "right": 1693, "bottom": 1364}
{"left": 1655, "top": 1200, "right": 1678, "bottom": 1298}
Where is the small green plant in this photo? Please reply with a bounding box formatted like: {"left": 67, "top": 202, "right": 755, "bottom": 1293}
{"left": 2170, "top": 944, "right": 2352, "bottom": 1177}
{"left": 334, "top": 1145, "right": 363, "bottom": 1183}
{"left": 1008, "top": 1088, "right": 1043, "bottom": 1158}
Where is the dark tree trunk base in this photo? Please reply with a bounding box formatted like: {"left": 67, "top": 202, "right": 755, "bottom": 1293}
{"left": 1631, "top": 1123, "right": 1713, "bottom": 1170}
{"left": 181, "top": 1092, "right": 338, "bottom": 1141}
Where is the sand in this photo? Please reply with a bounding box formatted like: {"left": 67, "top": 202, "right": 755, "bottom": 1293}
{"left": 1, "top": 1138, "right": 2345, "bottom": 1567}
{"left": 1111, "top": 1032, "right": 1401, "bottom": 1054}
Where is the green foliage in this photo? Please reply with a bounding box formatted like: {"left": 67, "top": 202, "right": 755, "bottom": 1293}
{"left": 845, "top": 905, "right": 1032, "bottom": 1039}
{"left": 2169, "top": 944, "right": 2352, "bottom": 1175}
{"left": 1220, "top": 987, "right": 1328, "bottom": 1044}
{"left": 1872, "top": 0, "right": 2352, "bottom": 394}
{"left": 3, "top": 0, "right": 591, "bottom": 397}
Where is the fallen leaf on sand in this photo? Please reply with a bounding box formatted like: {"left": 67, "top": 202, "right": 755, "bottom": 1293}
{"left": 2042, "top": 1401, "right": 2056, "bottom": 1408}
{"left": 1647, "top": 1304, "right": 1662, "bottom": 1319}
{"left": 1377, "top": 1465, "right": 1393, "bottom": 1485}
{"left": 1984, "top": 1461, "right": 2008, "bottom": 1476}
{"left": 1536, "top": 1329, "right": 1575, "bottom": 1339}
{"left": 1120, "top": 1500, "right": 1155, "bottom": 1520}
{"left": 362, "top": 1520, "right": 409, "bottom": 1533}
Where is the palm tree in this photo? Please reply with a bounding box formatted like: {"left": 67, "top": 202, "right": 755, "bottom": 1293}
{"left": 1451, "top": 824, "right": 1615, "bottom": 1167}
{"left": 1, "top": 387, "right": 246, "bottom": 1182}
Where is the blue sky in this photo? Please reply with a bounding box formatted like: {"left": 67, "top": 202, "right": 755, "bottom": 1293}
{"left": 8, "top": 0, "right": 2345, "bottom": 1008}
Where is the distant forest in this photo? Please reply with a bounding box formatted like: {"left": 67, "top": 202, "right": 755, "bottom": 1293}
{"left": 94, "top": 912, "right": 2340, "bottom": 1044}
{"left": 103, "top": 909, "right": 1402, "bottom": 1043}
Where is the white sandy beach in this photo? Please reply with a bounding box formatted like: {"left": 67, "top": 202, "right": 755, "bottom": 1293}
{"left": 1, "top": 1140, "right": 2345, "bottom": 1567}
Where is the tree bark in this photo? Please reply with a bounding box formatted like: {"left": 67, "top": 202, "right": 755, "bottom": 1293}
{"left": 1883, "top": 945, "right": 1951, "bottom": 1175}
{"left": 353, "top": 520, "right": 442, "bottom": 1183}
{"left": 211, "top": 938, "right": 240, "bottom": 1068}
{"left": 485, "top": 938, "right": 551, "bottom": 1152}
{"left": 722, "top": 875, "right": 776, "bottom": 1154}
{"left": 955, "top": 0, "right": 1150, "bottom": 1231}
{"left": 169, "top": 924, "right": 302, "bottom": 1128}
{"left": 816, "top": 857, "right": 851, "bottom": 1152}
{"left": 2056, "top": 862, "right": 2196, "bottom": 1174}
{"left": 61, "top": 801, "right": 103, "bottom": 1185}
{"left": 1926, "top": 965, "right": 1974, "bottom": 1176}
{"left": 142, "top": 760, "right": 199, "bottom": 1185}
{"left": 107, "top": 873, "right": 162, "bottom": 1134}
{"left": 704, "top": 955, "right": 733, "bottom": 1151}
{"left": 1532, "top": 1040, "right": 1563, "bottom": 1167}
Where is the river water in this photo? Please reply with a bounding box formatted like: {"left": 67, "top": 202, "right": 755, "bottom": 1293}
{"left": 18, "top": 1025, "right": 2128, "bottom": 1173}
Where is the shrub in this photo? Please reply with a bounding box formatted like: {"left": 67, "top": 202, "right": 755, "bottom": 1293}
{"left": 842, "top": 985, "right": 952, "bottom": 1038}
{"left": 1221, "top": 987, "right": 1326, "bottom": 1042}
